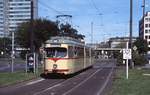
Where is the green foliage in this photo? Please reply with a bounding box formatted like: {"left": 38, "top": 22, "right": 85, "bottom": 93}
{"left": 133, "top": 38, "right": 148, "bottom": 54}
{"left": 113, "top": 38, "right": 148, "bottom": 66}
{"left": 16, "top": 19, "right": 85, "bottom": 52}
{"left": 15, "top": 19, "right": 85, "bottom": 59}
{"left": 132, "top": 38, "right": 148, "bottom": 65}
{"left": 132, "top": 52, "right": 148, "bottom": 66}
{"left": 59, "top": 23, "right": 85, "bottom": 39}
{"left": 0, "top": 37, "right": 11, "bottom": 57}
{"left": 113, "top": 51, "right": 123, "bottom": 65}
{"left": 16, "top": 18, "right": 59, "bottom": 52}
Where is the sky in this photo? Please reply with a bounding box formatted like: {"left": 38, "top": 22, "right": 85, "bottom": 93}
{"left": 38, "top": 0, "right": 150, "bottom": 43}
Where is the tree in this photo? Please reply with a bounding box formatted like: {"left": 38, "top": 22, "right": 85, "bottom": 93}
{"left": 59, "top": 23, "right": 85, "bottom": 39}
{"left": 16, "top": 19, "right": 85, "bottom": 59}
{"left": 132, "top": 38, "right": 148, "bottom": 65}
{"left": 16, "top": 19, "right": 59, "bottom": 52}
{"left": 133, "top": 38, "right": 148, "bottom": 54}
{"left": 0, "top": 37, "right": 11, "bottom": 57}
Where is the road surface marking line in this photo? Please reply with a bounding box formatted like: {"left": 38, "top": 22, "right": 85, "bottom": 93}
{"left": 34, "top": 67, "right": 101, "bottom": 95}
{"left": 96, "top": 67, "right": 114, "bottom": 95}
{"left": 63, "top": 68, "right": 103, "bottom": 95}
{"left": 26, "top": 78, "right": 45, "bottom": 86}
{"left": 143, "top": 73, "right": 150, "bottom": 76}
{"left": 33, "top": 81, "right": 62, "bottom": 95}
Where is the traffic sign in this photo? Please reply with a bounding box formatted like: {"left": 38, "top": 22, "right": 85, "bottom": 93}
{"left": 123, "top": 49, "right": 132, "bottom": 59}
{"left": 133, "top": 46, "right": 137, "bottom": 51}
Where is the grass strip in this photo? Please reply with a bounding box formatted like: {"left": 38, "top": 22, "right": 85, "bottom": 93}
{"left": 0, "top": 68, "right": 43, "bottom": 87}
{"left": 109, "top": 67, "right": 150, "bottom": 95}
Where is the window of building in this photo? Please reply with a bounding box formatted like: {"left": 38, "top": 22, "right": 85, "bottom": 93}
{"left": 149, "top": 41, "right": 150, "bottom": 45}
{"left": 145, "top": 18, "right": 149, "bottom": 22}
{"left": 145, "top": 24, "right": 148, "bottom": 28}
{"left": 145, "top": 35, "right": 148, "bottom": 39}
{"left": 145, "top": 30, "right": 148, "bottom": 33}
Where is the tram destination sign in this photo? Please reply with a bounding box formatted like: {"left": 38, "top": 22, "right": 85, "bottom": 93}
{"left": 123, "top": 49, "right": 132, "bottom": 59}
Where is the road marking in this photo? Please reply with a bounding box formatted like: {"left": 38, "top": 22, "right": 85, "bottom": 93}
{"left": 63, "top": 68, "right": 103, "bottom": 95}
{"left": 96, "top": 67, "right": 114, "bottom": 95}
{"left": 143, "top": 73, "right": 150, "bottom": 76}
{"left": 33, "top": 81, "right": 62, "bottom": 95}
{"left": 26, "top": 78, "right": 45, "bottom": 86}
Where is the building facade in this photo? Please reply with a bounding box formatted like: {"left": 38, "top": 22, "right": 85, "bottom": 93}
{"left": 0, "top": 0, "right": 5, "bottom": 37}
{"left": 0, "top": 0, "right": 38, "bottom": 37}
{"left": 108, "top": 37, "right": 137, "bottom": 48}
{"left": 139, "top": 11, "right": 150, "bottom": 48}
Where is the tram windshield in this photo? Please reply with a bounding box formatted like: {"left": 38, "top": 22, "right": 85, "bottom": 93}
{"left": 45, "top": 47, "right": 67, "bottom": 58}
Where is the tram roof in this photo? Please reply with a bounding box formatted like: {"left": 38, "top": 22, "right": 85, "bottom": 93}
{"left": 45, "top": 36, "right": 85, "bottom": 46}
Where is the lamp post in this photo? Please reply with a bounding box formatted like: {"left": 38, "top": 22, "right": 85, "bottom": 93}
{"left": 91, "top": 22, "right": 93, "bottom": 44}
{"left": 142, "top": 0, "right": 145, "bottom": 17}
{"left": 30, "top": 0, "right": 34, "bottom": 53}
{"left": 11, "top": 31, "right": 14, "bottom": 73}
{"left": 129, "top": 0, "right": 133, "bottom": 68}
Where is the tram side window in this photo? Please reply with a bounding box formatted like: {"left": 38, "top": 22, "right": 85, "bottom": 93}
{"left": 68, "top": 46, "right": 74, "bottom": 58}
{"left": 86, "top": 48, "right": 90, "bottom": 57}
{"left": 78, "top": 48, "right": 84, "bottom": 57}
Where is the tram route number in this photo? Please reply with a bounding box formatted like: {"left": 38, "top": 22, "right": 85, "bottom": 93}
{"left": 123, "top": 49, "right": 132, "bottom": 59}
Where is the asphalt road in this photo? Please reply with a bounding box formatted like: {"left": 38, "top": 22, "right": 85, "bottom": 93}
{"left": 0, "top": 59, "right": 116, "bottom": 95}
{"left": 0, "top": 58, "right": 26, "bottom": 72}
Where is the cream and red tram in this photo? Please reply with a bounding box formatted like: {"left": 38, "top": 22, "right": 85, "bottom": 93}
{"left": 44, "top": 37, "right": 93, "bottom": 75}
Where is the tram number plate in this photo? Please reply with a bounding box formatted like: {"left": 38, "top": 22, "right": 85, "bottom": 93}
{"left": 51, "top": 44, "right": 61, "bottom": 47}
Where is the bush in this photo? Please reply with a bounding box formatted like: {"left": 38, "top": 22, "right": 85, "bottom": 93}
{"left": 113, "top": 51, "right": 123, "bottom": 66}
{"left": 133, "top": 53, "right": 148, "bottom": 66}
{"left": 20, "top": 50, "right": 28, "bottom": 59}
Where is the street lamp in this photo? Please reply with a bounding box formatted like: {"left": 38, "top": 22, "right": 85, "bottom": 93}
{"left": 11, "top": 31, "right": 15, "bottom": 73}
{"left": 129, "top": 0, "right": 133, "bottom": 68}
{"left": 30, "top": 0, "right": 34, "bottom": 53}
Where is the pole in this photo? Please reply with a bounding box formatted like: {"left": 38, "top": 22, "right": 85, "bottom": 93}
{"left": 91, "top": 22, "right": 93, "bottom": 44}
{"left": 142, "top": 0, "right": 145, "bottom": 17}
{"left": 25, "top": 54, "right": 27, "bottom": 73}
{"left": 30, "top": 0, "right": 34, "bottom": 53}
{"left": 11, "top": 31, "right": 14, "bottom": 73}
{"left": 142, "top": 0, "right": 145, "bottom": 41}
{"left": 126, "top": 42, "right": 129, "bottom": 79}
{"left": 129, "top": 0, "right": 133, "bottom": 68}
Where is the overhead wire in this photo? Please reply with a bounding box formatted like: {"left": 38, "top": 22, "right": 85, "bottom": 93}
{"left": 38, "top": 0, "right": 64, "bottom": 15}
{"left": 38, "top": 1, "right": 68, "bottom": 24}
{"left": 90, "top": 0, "right": 101, "bottom": 14}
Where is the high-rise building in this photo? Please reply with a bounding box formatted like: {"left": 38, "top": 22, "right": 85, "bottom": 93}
{"left": 0, "top": 0, "right": 38, "bottom": 38}
{"left": 0, "top": 0, "right": 5, "bottom": 37}
{"left": 139, "top": 11, "right": 150, "bottom": 48}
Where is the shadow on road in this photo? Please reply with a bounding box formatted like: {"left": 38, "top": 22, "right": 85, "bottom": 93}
{"left": 40, "top": 66, "right": 93, "bottom": 79}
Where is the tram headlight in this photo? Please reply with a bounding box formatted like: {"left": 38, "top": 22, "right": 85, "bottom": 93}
{"left": 53, "top": 64, "right": 57, "bottom": 69}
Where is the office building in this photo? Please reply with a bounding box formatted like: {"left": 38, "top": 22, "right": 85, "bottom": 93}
{"left": 139, "top": 11, "right": 150, "bottom": 48}
{"left": 0, "top": 0, "right": 38, "bottom": 37}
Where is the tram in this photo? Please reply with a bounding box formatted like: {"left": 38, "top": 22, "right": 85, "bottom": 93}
{"left": 43, "top": 36, "right": 94, "bottom": 75}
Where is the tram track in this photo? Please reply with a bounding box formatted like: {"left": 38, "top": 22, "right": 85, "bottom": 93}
{"left": 36, "top": 64, "right": 114, "bottom": 95}
{"left": 33, "top": 67, "right": 100, "bottom": 95}
{"left": 62, "top": 68, "right": 103, "bottom": 95}
{"left": 62, "top": 67, "right": 114, "bottom": 95}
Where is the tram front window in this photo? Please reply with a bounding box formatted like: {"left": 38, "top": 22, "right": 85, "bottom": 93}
{"left": 45, "top": 47, "right": 67, "bottom": 58}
